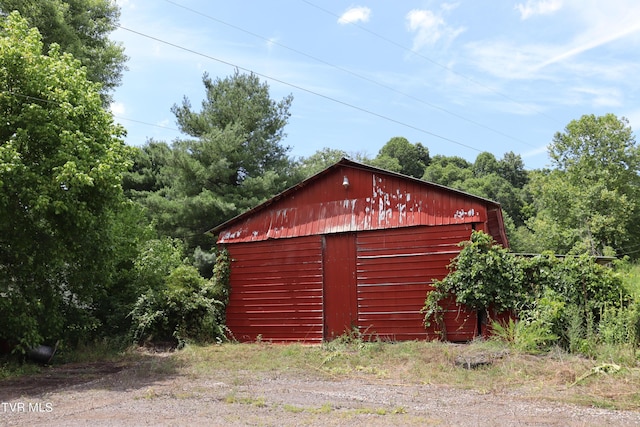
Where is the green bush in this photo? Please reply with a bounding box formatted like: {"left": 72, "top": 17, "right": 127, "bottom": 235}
{"left": 424, "top": 231, "right": 637, "bottom": 354}
{"left": 423, "top": 231, "right": 524, "bottom": 334}
{"left": 130, "top": 265, "right": 226, "bottom": 347}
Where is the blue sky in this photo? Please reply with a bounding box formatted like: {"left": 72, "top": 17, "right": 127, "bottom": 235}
{"left": 110, "top": 0, "right": 640, "bottom": 170}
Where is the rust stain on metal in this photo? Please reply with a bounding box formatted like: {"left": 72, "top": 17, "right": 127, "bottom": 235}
{"left": 215, "top": 159, "right": 509, "bottom": 343}
{"left": 217, "top": 165, "right": 492, "bottom": 244}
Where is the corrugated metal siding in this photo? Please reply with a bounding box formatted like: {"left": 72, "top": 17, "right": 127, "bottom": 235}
{"left": 217, "top": 166, "right": 489, "bottom": 244}
{"left": 225, "top": 236, "right": 324, "bottom": 343}
{"left": 356, "top": 224, "right": 478, "bottom": 341}
{"left": 487, "top": 208, "right": 509, "bottom": 247}
{"left": 323, "top": 233, "right": 357, "bottom": 339}
{"left": 214, "top": 159, "right": 510, "bottom": 343}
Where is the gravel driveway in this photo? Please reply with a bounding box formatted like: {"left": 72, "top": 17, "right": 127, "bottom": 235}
{"left": 2, "top": 356, "right": 639, "bottom": 426}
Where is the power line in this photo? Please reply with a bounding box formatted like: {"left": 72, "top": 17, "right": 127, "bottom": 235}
{"left": 162, "top": 0, "right": 535, "bottom": 148}
{"left": 2, "top": 90, "right": 182, "bottom": 134}
{"left": 300, "top": 0, "right": 562, "bottom": 127}
{"left": 116, "top": 24, "right": 483, "bottom": 153}
{"left": 114, "top": 116, "right": 181, "bottom": 133}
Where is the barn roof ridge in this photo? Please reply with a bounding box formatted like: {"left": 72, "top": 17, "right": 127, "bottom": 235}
{"left": 208, "top": 157, "right": 502, "bottom": 235}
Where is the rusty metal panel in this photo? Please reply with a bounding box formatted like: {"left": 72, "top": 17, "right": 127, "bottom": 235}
{"left": 356, "top": 224, "right": 477, "bottom": 341}
{"left": 216, "top": 163, "right": 492, "bottom": 244}
{"left": 225, "top": 236, "right": 324, "bottom": 343}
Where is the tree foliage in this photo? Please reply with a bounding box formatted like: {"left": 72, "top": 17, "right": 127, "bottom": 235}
{"left": 422, "top": 152, "right": 529, "bottom": 230}
{"left": 0, "top": 0, "right": 127, "bottom": 103}
{"left": 172, "top": 70, "right": 293, "bottom": 184}
{"left": 498, "top": 151, "right": 528, "bottom": 188}
{"left": 129, "top": 246, "right": 231, "bottom": 346}
{"left": 422, "top": 155, "right": 473, "bottom": 187}
{"left": 125, "top": 71, "right": 296, "bottom": 254}
{"left": 0, "top": 12, "right": 134, "bottom": 349}
{"left": 528, "top": 114, "right": 640, "bottom": 257}
{"left": 423, "top": 231, "right": 631, "bottom": 352}
{"left": 293, "top": 147, "right": 348, "bottom": 179}
{"left": 129, "top": 265, "right": 227, "bottom": 346}
{"left": 370, "top": 136, "right": 430, "bottom": 178}
{"left": 423, "top": 231, "right": 525, "bottom": 331}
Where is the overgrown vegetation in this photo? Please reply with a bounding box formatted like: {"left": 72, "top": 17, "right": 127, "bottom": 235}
{"left": 422, "top": 231, "right": 524, "bottom": 338}
{"left": 129, "top": 247, "right": 231, "bottom": 347}
{"left": 424, "top": 230, "right": 640, "bottom": 357}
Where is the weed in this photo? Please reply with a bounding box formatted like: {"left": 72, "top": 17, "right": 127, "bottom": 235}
{"left": 283, "top": 404, "right": 305, "bottom": 413}
{"left": 309, "top": 403, "right": 333, "bottom": 414}
{"left": 491, "top": 318, "right": 557, "bottom": 353}
{"left": 223, "top": 394, "right": 266, "bottom": 407}
{"left": 142, "top": 387, "right": 159, "bottom": 399}
{"left": 21, "top": 339, "right": 640, "bottom": 411}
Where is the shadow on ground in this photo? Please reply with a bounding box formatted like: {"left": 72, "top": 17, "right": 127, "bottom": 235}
{"left": 0, "top": 351, "right": 179, "bottom": 401}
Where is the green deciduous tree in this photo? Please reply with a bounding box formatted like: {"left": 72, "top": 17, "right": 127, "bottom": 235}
{"left": 422, "top": 155, "right": 473, "bottom": 187}
{"left": 129, "top": 264, "right": 227, "bottom": 346}
{"left": 472, "top": 152, "right": 499, "bottom": 177}
{"left": 498, "top": 151, "right": 528, "bottom": 188}
{"left": 422, "top": 151, "right": 531, "bottom": 250}
{"left": 0, "top": 12, "right": 134, "bottom": 349}
{"left": 370, "top": 136, "right": 430, "bottom": 178}
{"left": 423, "top": 231, "right": 525, "bottom": 324}
{"left": 528, "top": 114, "right": 640, "bottom": 257}
{"left": 0, "top": 0, "right": 127, "bottom": 103}
{"left": 458, "top": 173, "right": 527, "bottom": 226}
{"left": 293, "top": 147, "right": 348, "bottom": 179}
{"left": 423, "top": 231, "right": 631, "bottom": 352}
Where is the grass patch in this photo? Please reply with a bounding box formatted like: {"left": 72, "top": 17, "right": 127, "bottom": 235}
{"left": 224, "top": 394, "right": 266, "bottom": 407}
{"left": 4, "top": 338, "right": 640, "bottom": 411}
{"left": 282, "top": 404, "right": 305, "bottom": 413}
{"left": 0, "top": 360, "right": 42, "bottom": 380}
{"left": 171, "top": 340, "right": 640, "bottom": 410}
{"left": 309, "top": 403, "right": 333, "bottom": 414}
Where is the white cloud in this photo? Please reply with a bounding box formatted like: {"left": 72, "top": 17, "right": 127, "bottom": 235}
{"left": 110, "top": 102, "right": 126, "bottom": 116}
{"left": 467, "top": 1, "right": 640, "bottom": 79}
{"left": 406, "top": 9, "right": 464, "bottom": 51}
{"left": 522, "top": 144, "right": 550, "bottom": 159}
{"left": 532, "top": 23, "right": 640, "bottom": 72}
{"left": 156, "top": 118, "right": 172, "bottom": 128}
{"left": 515, "top": 0, "right": 563, "bottom": 20}
{"left": 337, "top": 6, "right": 371, "bottom": 25}
{"left": 569, "top": 87, "right": 623, "bottom": 108}
{"left": 440, "top": 2, "right": 461, "bottom": 13}
{"left": 465, "top": 40, "right": 550, "bottom": 80}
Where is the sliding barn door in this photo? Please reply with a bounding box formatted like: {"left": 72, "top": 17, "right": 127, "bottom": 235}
{"left": 225, "top": 236, "right": 324, "bottom": 343}
{"left": 356, "top": 224, "right": 476, "bottom": 341}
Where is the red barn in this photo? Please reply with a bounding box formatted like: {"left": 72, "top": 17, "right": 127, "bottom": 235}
{"left": 210, "top": 159, "right": 509, "bottom": 343}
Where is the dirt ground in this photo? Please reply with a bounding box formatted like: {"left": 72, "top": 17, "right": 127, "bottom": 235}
{"left": 1, "top": 354, "right": 640, "bottom": 426}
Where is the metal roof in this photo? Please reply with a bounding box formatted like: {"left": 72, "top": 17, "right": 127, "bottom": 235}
{"left": 209, "top": 158, "right": 503, "bottom": 237}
